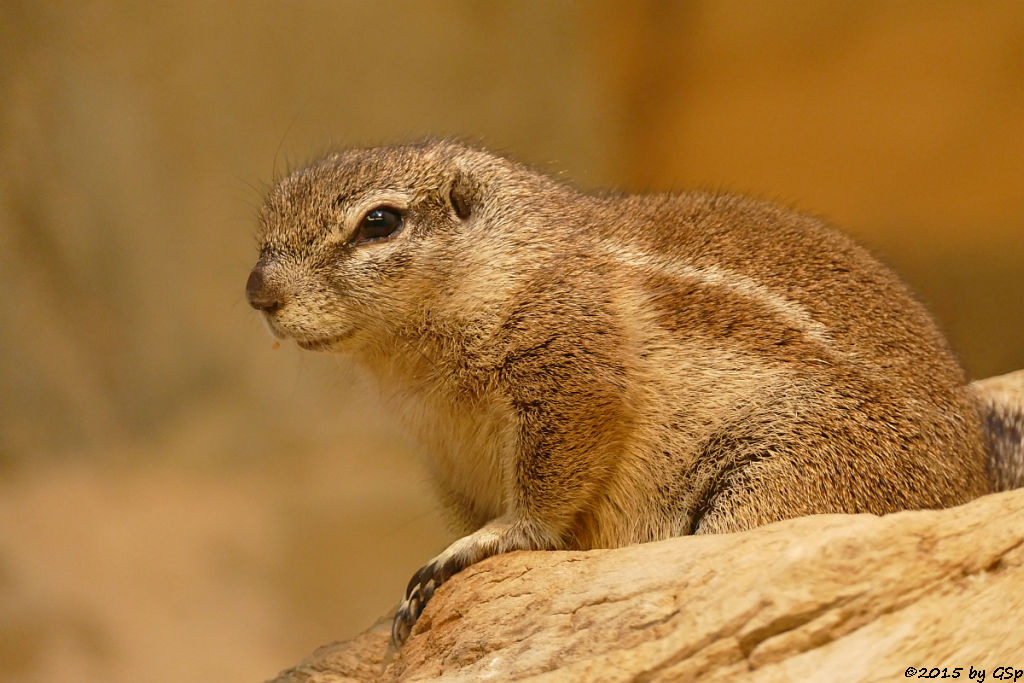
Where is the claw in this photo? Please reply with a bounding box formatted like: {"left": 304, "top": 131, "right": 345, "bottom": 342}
{"left": 391, "top": 608, "right": 411, "bottom": 648}
{"left": 392, "top": 563, "right": 448, "bottom": 647}
{"left": 421, "top": 578, "right": 436, "bottom": 605}
{"left": 408, "top": 594, "right": 421, "bottom": 618}
{"left": 405, "top": 563, "right": 431, "bottom": 598}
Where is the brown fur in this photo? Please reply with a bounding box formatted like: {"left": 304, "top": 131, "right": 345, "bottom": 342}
{"left": 248, "top": 140, "right": 990, "bottom": 645}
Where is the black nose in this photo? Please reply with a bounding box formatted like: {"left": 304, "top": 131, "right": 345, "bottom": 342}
{"left": 246, "top": 264, "right": 281, "bottom": 313}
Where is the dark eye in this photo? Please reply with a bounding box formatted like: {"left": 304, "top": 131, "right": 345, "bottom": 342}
{"left": 355, "top": 206, "right": 403, "bottom": 242}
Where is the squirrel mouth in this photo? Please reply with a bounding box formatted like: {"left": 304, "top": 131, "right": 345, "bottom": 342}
{"left": 296, "top": 331, "right": 353, "bottom": 351}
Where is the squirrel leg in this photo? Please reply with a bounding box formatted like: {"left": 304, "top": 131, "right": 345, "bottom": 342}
{"left": 392, "top": 341, "right": 625, "bottom": 647}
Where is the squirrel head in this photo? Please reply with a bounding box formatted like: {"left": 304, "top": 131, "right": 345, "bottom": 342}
{"left": 247, "top": 140, "right": 483, "bottom": 352}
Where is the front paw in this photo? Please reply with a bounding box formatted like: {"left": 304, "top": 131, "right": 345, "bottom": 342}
{"left": 390, "top": 521, "right": 521, "bottom": 647}
{"left": 391, "top": 553, "right": 464, "bottom": 647}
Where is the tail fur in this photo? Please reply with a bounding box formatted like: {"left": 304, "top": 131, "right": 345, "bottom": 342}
{"left": 972, "top": 370, "right": 1024, "bottom": 492}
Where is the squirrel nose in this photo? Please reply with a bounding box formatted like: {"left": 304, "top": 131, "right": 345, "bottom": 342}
{"left": 246, "top": 264, "right": 281, "bottom": 313}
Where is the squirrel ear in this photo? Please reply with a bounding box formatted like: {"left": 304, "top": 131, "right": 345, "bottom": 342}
{"left": 449, "top": 170, "right": 477, "bottom": 220}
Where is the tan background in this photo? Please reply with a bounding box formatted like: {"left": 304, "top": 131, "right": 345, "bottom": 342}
{"left": 1, "top": 1, "right": 1022, "bottom": 681}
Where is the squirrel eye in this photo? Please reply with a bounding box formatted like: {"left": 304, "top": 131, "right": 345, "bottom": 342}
{"left": 356, "top": 206, "right": 403, "bottom": 242}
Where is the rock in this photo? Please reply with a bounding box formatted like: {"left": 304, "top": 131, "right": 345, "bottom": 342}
{"left": 268, "top": 615, "right": 393, "bottom": 683}
{"left": 268, "top": 371, "right": 1024, "bottom": 682}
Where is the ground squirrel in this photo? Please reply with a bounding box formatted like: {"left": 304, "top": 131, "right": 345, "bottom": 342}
{"left": 247, "top": 139, "right": 993, "bottom": 647}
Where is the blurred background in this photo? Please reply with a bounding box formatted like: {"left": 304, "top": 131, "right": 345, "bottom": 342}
{"left": 1, "top": 1, "right": 1022, "bottom": 680}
